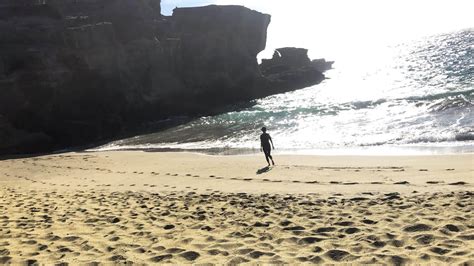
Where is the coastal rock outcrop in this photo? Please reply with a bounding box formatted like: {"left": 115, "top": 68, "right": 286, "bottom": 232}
{"left": 0, "top": 1, "right": 330, "bottom": 155}
{"left": 259, "top": 47, "right": 333, "bottom": 95}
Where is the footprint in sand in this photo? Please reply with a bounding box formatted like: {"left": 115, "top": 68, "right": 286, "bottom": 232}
{"left": 403, "top": 223, "right": 432, "bottom": 232}
{"left": 334, "top": 221, "right": 354, "bottom": 227}
{"left": 343, "top": 182, "right": 358, "bottom": 185}
{"left": 324, "top": 249, "right": 356, "bottom": 262}
{"left": 429, "top": 247, "right": 451, "bottom": 255}
{"left": 361, "top": 219, "right": 377, "bottom": 225}
{"left": 394, "top": 181, "right": 410, "bottom": 185}
{"left": 149, "top": 254, "right": 172, "bottom": 263}
{"left": 448, "top": 182, "right": 467, "bottom": 186}
{"left": 457, "top": 235, "right": 474, "bottom": 240}
{"left": 163, "top": 224, "right": 175, "bottom": 230}
{"left": 207, "top": 249, "right": 229, "bottom": 256}
{"left": 415, "top": 234, "right": 435, "bottom": 245}
{"left": 134, "top": 247, "right": 147, "bottom": 254}
{"left": 443, "top": 224, "right": 461, "bottom": 232}
{"left": 313, "top": 227, "right": 337, "bottom": 234}
{"left": 180, "top": 251, "right": 200, "bottom": 261}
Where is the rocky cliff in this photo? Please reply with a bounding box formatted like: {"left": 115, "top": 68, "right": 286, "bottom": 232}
{"left": 0, "top": 1, "right": 329, "bottom": 155}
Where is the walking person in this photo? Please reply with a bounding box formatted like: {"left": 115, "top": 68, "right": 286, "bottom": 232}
{"left": 260, "top": 127, "right": 275, "bottom": 166}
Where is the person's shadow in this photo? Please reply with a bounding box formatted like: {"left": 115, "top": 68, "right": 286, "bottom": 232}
{"left": 256, "top": 166, "right": 271, "bottom": 175}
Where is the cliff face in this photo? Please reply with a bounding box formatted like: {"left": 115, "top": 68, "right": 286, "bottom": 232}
{"left": 0, "top": 1, "right": 327, "bottom": 155}
{"left": 1, "top": 0, "right": 164, "bottom": 153}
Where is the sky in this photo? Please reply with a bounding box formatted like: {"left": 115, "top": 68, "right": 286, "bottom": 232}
{"left": 161, "top": 0, "right": 474, "bottom": 60}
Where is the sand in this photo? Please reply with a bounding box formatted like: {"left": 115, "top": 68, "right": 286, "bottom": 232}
{"left": 0, "top": 151, "right": 473, "bottom": 264}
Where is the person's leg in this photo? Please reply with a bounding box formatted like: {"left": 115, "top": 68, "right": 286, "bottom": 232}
{"left": 264, "top": 149, "right": 271, "bottom": 166}
{"left": 268, "top": 152, "right": 275, "bottom": 165}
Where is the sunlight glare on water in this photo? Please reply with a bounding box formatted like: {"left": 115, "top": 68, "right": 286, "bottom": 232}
{"left": 94, "top": 26, "right": 474, "bottom": 154}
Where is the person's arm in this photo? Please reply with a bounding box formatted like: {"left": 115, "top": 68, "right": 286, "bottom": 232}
{"left": 260, "top": 136, "right": 263, "bottom": 152}
{"left": 270, "top": 136, "right": 275, "bottom": 149}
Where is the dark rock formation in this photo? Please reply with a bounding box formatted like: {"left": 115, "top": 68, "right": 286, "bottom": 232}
{"left": 261, "top": 47, "right": 312, "bottom": 74}
{"left": 311, "top": 58, "right": 334, "bottom": 73}
{"left": 0, "top": 1, "right": 330, "bottom": 155}
{"left": 156, "top": 5, "right": 271, "bottom": 113}
{"left": 260, "top": 47, "right": 333, "bottom": 90}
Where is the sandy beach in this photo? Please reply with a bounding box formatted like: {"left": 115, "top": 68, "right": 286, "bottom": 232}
{"left": 0, "top": 151, "right": 473, "bottom": 264}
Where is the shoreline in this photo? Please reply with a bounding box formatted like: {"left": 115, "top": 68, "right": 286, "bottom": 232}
{"left": 88, "top": 143, "right": 474, "bottom": 157}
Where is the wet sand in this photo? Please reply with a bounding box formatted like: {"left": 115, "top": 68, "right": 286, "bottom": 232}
{"left": 0, "top": 151, "right": 473, "bottom": 264}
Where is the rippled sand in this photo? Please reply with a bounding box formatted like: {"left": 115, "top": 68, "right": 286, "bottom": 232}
{"left": 0, "top": 152, "right": 472, "bottom": 264}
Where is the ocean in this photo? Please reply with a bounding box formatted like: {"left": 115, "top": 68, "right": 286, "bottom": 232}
{"left": 94, "top": 29, "right": 473, "bottom": 155}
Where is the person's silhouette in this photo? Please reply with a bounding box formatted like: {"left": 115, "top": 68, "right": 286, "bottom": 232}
{"left": 260, "top": 127, "right": 275, "bottom": 166}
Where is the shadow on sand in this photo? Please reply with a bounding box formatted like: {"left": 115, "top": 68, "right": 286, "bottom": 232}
{"left": 256, "top": 166, "right": 272, "bottom": 175}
